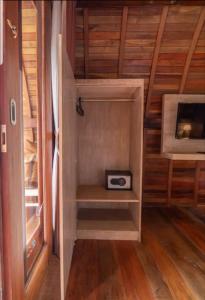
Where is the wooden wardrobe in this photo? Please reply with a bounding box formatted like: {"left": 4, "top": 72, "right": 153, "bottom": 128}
{"left": 59, "top": 50, "right": 144, "bottom": 297}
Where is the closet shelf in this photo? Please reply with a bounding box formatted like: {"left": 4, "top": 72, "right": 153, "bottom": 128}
{"left": 77, "top": 208, "right": 139, "bottom": 240}
{"left": 76, "top": 185, "right": 139, "bottom": 203}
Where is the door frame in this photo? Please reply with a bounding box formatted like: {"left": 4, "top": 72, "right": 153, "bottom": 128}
{"left": 24, "top": 1, "right": 53, "bottom": 299}
{"left": 0, "top": 1, "right": 53, "bottom": 299}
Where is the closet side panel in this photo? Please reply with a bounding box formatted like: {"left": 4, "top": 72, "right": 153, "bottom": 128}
{"left": 59, "top": 34, "right": 77, "bottom": 299}
{"left": 129, "top": 87, "right": 144, "bottom": 240}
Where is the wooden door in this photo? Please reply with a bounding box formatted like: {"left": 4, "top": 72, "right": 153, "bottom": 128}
{"left": 59, "top": 2, "right": 77, "bottom": 299}
{"left": 0, "top": 1, "right": 25, "bottom": 299}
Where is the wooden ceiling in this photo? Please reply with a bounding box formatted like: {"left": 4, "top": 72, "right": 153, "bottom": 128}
{"left": 75, "top": 1, "right": 205, "bottom": 206}
{"left": 75, "top": 2, "right": 205, "bottom": 118}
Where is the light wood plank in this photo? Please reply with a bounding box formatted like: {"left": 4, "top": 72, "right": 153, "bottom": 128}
{"left": 77, "top": 185, "right": 139, "bottom": 202}
{"left": 77, "top": 208, "right": 139, "bottom": 240}
{"left": 58, "top": 3, "right": 77, "bottom": 298}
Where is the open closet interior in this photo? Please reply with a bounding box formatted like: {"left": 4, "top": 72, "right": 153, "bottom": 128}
{"left": 75, "top": 79, "right": 144, "bottom": 241}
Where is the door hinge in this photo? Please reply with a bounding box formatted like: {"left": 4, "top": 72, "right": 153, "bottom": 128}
{"left": 1, "top": 124, "right": 7, "bottom": 153}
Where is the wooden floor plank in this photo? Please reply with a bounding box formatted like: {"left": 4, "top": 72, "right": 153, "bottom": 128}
{"left": 66, "top": 240, "right": 99, "bottom": 300}
{"left": 113, "top": 240, "right": 155, "bottom": 300}
{"left": 142, "top": 224, "right": 196, "bottom": 300}
{"left": 37, "top": 256, "right": 60, "bottom": 300}
{"left": 38, "top": 207, "right": 205, "bottom": 300}
{"left": 160, "top": 207, "right": 205, "bottom": 255}
{"left": 143, "top": 208, "right": 205, "bottom": 300}
{"left": 134, "top": 242, "right": 173, "bottom": 300}
{"left": 95, "top": 240, "right": 127, "bottom": 300}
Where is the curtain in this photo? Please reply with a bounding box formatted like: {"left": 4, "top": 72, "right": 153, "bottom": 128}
{"left": 51, "top": 0, "right": 61, "bottom": 255}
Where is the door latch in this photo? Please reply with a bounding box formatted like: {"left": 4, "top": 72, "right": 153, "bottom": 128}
{"left": 1, "top": 124, "right": 7, "bottom": 153}
{"left": 6, "top": 19, "right": 18, "bottom": 39}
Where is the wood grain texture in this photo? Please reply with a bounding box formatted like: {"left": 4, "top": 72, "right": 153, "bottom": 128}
{"left": 146, "top": 6, "right": 169, "bottom": 117}
{"left": 119, "top": 7, "right": 128, "bottom": 77}
{"left": 179, "top": 7, "right": 205, "bottom": 93}
{"left": 77, "top": 101, "right": 131, "bottom": 185}
{"left": 77, "top": 1, "right": 205, "bottom": 7}
{"left": 76, "top": 79, "right": 143, "bottom": 241}
{"left": 83, "top": 8, "right": 89, "bottom": 78}
{"left": 66, "top": 207, "right": 205, "bottom": 300}
{"left": 75, "top": 3, "right": 205, "bottom": 207}
{"left": 77, "top": 208, "right": 139, "bottom": 240}
{"left": 77, "top": 185, "right": 139, "bottom": 202}
{"left": 0, "top": 2, "right": 25, "bottom": 299}
{"left": 37, "top": 256, "right": 60, "bottom": 300}
{"left": 59, "top": 3, "right": 77, "bottom": 298}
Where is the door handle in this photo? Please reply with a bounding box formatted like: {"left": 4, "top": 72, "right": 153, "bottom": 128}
{"left": 0, "top": 125, "right": 7, "bottom": 153}
{"left": 6, "top": 19, "right": 17, "bottom": 39}
{"left": 10, "top": 98, "right": 17, "bottom": 126}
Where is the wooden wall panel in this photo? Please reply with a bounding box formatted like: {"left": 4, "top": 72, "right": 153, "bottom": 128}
{"left": 75, "top": 2, "right": 205, "bottom": 207}
{"left": 198, "top": 162, "right": 205, "bottom": 205}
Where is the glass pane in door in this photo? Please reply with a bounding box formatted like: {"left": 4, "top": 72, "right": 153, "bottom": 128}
{"left": 22, "top": 0, "right": 44, "bottom": 279}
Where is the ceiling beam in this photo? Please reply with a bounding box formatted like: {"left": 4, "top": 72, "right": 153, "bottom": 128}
{"left": 145, "top": 6, "right": 169, "bottom": 117}
{"left": 119, "top": 6, "right": 128, "bottom": 77}
{"left": 179, "top": 7, "right": 205, "bottom": 93}
{"left": 77, "top": 1, "right": 205, "bottom": 8}
{"left": 83, "top": 8, "right": 89, "bottom": 79}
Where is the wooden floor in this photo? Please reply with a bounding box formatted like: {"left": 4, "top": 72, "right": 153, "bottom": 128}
{"left": 66, "top": 207, "right": 205, "bottom": 300}
{"left": 37, "top": 255, "right": 60, "bottom": 300}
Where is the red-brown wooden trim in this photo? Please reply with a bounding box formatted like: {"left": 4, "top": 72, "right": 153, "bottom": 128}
{"left": 77, "top": 1, "right": 205, "bottom": 7}
{"left": 119, "top": 6, "right": 128, "bottom": 78}
{"left": 194, "top": 161, "right": 200, "bottom": 207}
{"left": 145, "top": 6, "right": 169, "bottom": 117}
{"left": 167, "top": 160, "right": 173, "bottom": 205}
{"left": 0, "top": 1, "right": 25, "bottom": 299}
{"left": 179, "top": 7, "right": 205, "bottom": 93}
{"left": 67, "top": 1, "right": 76, "bottom": 71}
{"left": 83, "top": 8, "right": 89, "bottom": 78}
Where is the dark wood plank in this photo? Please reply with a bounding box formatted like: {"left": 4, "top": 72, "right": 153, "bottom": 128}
{"left": 67, "top": 240, "right": 99, "bottom": 300}
{"left": 57, "top": 208, "right": 205, "bottom": 299}
{"left": 134, "top": 243, "right": 173, "bottom": 300}
{"left": 96, "top": 241, "right": 127, "bottom": 300}
{"left": 179, "top": 7, "right": 205, "bottom": 92}
{"left": 77, "top": 1, "right": 205, "bottom": 8}
{"left": 143, "top": 208, "right": 205, "bottom": 299}
{"left": 113, "top": 241, "right": 155, "bottom": 300}
{"left": 83, "top": 8, "right": 89, "bottom": 78}
{"left": 194, "top": 161, "right": 200, "bottom": 207}
{"left": 119, "top": 7, "right": 128, "bottom": 77}
{"left": 145, "top": 6, "right": 169, "bottom": 116}
{"left": 161, "top": 207, "right": 205, "bottom": 254}
{"left": 168, "top": 160, "right": 173, "bottom": 205}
